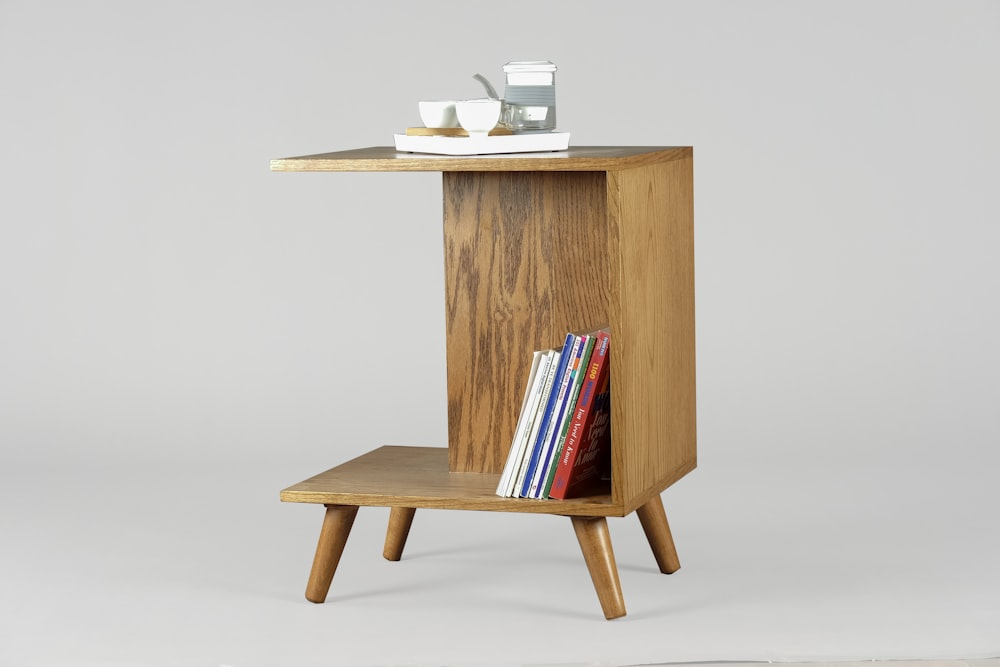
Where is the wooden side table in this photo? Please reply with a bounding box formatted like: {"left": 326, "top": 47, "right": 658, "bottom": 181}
{"left": 273, "top": 146, "right": 696, "bottom": 619}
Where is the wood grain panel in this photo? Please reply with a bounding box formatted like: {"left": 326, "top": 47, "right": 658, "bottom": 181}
{"left": 547, "top": 173, "right": 610, "bottom": 335}
{"left": 442, "top": 172, "right": 546, "bottom": 473}
{"left": 442, "top": 172, "right": 609, "bottom": 474}
{"left": 606, "top": 154, "right": 696, "bottom": 510}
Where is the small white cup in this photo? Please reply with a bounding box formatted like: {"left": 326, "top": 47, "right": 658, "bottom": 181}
{"left": 455, "top": 99, "right": 501, "bottom": 138}
{"left": 419, "top": 100, "right": 458, "bottom": 128}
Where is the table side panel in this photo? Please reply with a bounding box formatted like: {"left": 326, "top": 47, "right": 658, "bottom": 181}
{"left": 442, "top": 172, "right": 548, "bottom": 473}
{"left": 607, "top": 155, "right": 696, "bottom": 506}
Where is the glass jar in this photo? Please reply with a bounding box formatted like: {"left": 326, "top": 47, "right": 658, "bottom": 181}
{"left": 500, "top": 60, "right": 557, "bottom": 132}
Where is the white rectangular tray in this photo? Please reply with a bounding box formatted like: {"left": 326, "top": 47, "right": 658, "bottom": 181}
{"left": 393, "top": 131, "right": 570, "bottom": 156}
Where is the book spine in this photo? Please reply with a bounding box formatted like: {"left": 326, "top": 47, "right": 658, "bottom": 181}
{"left": 549, "top": 330, "right": 610, "bottom": 500}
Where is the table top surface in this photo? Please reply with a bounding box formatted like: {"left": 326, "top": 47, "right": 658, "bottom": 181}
{"left": 271, "top": 145, "right": 692, "bottom": 173}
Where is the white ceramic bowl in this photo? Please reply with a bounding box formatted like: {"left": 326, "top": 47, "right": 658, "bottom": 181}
{"left": 455, "top": 99, "right": 501, "bottom": 137}
{"left": 418, "top": 100, "right": 458, "bottom": 128}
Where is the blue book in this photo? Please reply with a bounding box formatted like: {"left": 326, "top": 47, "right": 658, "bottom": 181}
{"left": 528, "top": 334, "right": 584, "bottom": 498}
{"left": 519, "top": 333, "right": 576, "bottom": 497}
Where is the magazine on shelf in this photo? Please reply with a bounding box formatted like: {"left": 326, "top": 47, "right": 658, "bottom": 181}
{"left": 548, "top": 328, "right": 611, "bottom": 500}
{"left": 541, "top": 333, "right": 596, "bottom": 498}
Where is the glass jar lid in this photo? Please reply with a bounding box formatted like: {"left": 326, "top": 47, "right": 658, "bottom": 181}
{"left": 503, "top": 60, "right": 557, "bottom": 73}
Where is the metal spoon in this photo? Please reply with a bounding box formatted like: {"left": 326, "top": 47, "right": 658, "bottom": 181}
{"left": 473, "top": 73, "right": 500, "bottom": 100}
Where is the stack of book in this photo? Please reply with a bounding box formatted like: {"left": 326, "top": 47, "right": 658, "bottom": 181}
{"left": 496, "top": 326, "right": 612, "bottom": 500}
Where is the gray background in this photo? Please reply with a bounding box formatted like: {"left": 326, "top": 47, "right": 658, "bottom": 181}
{"left": 1, "top": 1, "right": 998, "bottom": 666}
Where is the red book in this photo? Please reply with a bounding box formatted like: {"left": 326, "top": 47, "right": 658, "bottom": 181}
{"left": 548, "top": 329, "right": 611, "bottom": 499}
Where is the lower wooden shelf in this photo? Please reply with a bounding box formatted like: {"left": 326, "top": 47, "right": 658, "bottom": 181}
{"left": 281, "top": 445, "right": 682, "bottom": 619}
{"left": 280, "top": 445, "right": 622, "bottom": 517}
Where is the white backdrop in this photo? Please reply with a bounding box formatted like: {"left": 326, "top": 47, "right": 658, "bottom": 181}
{"left": 1, "top": 1, "right": 998, "bottom": 666}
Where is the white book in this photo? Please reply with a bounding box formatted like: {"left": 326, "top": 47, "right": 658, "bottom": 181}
{"left": 513, "top": 349, "right": 560, "bottom": 497}
{"left": 503, "top": 350, "right": 554, "bottom": 497}
{"left": 496, "top": 350, "right": 544, "bottom": 496}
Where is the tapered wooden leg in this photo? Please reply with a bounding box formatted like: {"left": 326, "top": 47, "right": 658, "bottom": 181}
{"left": 636, "top": 494, "right": 681, "bottom": 574}
{"left": 305, "top": 504, "right": 359, "bottom": 603}
{"left": 383, "top": 507, "right": 416, "bottom": 561}
{"left": 571, "top": 516, "right": 626, "bottom": 620}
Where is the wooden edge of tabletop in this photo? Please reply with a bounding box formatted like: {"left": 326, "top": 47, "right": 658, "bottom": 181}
{"left": 270, "top": 146, "right": 692, "bottom": 173}
{"left": 278, "top": 489, "right": 626, "bottom": 517}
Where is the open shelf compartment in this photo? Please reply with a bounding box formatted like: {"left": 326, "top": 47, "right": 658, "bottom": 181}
{"left": 280, "top": 445, "right": 620, "bottom": 516}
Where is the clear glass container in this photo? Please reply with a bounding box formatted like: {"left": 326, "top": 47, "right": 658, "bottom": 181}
{"left": 500, "top": 60, "right": 557, "bottom": 132}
